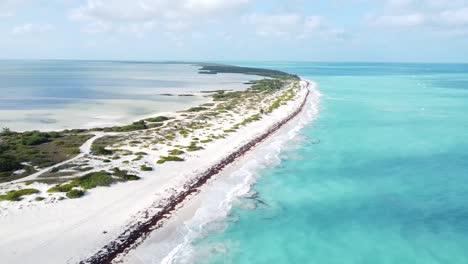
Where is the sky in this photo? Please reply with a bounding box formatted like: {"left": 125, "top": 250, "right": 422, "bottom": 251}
{"left": 1, "top": 0, "right": 468, "bottom": 62}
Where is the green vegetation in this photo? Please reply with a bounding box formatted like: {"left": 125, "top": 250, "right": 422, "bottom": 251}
{"left": 198, "top": 64, "right": 297, "bottom": 78}
{"left": 186, "top": 106, "right": 209, "bottom": 112}
{"left": 132, "top": 155, "right": 143, "bottom": 161}
{"left": 212, "top": 90, "right": 244, "bottom": 101}
{"left": 91, "top": 145, "right": 113, "bottom": 155}
{"left": 156, "top": 155, "right": 184, "bottom": 164}
{"left": 94, "top": 120, "right": 148, "bottom": 132}
{"left": 48, "top": 182, "right": 77, "bottom": 193}
{"left": 145, "top": 116, "right": 170, "bottom": 122}
{"left": 66, "top": 189, "right": 85, "bottom": 199}
{"left": 140, "top": 165, "right": 153, "bottom": 171}
{"left": 74, "top": 171, "right": 114, "bottom": 189}
{"left": 35, "top": 196, "right": 45, "bottom": 201}
{"left": 266, "top": 88, "right": 296, "bottom": 114}
{"left": 169, "top": 149, "right": 185, "bottom": 155}
{"left": 0, "top": 188, "right": 39, "bottom": 201}
{"left": 112, "top": 168, "right": 140, "bottom": 181}
{"left": 21, "top": 131, "right": 51, "bottom": 145}
{"left": 186, "top": 142, "right": 203, "bottom": 152}
{"left": 0, "top": 131, "right": 93, "bottom": 181}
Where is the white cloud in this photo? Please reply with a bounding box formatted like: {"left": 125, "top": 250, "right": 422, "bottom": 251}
{"left": 12, "top": 23, "right": 54, "bottom": 35}
{"left": 70, "top": 0, "right": 250, "bottom": 35}
{"left": 439, "top": 7, "right": 468, "bottom": 25}
{"left": 243, "top": 13, "right": 343, "bottom": 39}
{"left": 368, "top": 13, "right": 425, "bottom": 27}
{"left": 0, "top": 0, "right": 32, "bottom": 18}
{"left": 366, "top": 0, "right": 468, "bottom": 35}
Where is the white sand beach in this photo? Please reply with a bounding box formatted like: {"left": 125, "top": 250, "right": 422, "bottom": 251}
{"left": 0, "top": 79, "right": 318, "bottom": 264}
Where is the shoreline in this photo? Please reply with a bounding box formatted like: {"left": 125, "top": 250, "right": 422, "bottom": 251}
{"left": 81, "top": 81, "right": 311, "bottom": 264}
{"left": 0, "top": 66, "right": 314, "bottom": 264}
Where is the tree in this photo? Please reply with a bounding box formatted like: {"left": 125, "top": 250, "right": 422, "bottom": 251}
{"left": 1, "top": 127, "right": 12, "bottom": 136}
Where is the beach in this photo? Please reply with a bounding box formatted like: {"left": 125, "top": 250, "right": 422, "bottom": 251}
{"left": 0, "top": 70, "right": 317, "bottom": 263}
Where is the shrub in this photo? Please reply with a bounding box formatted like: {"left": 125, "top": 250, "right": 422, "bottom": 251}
{"left": 21, "top": 132, "right": 49, "bottom": 145}
{"left": 75, "top": 171, "right": 113, "bottom": 189}
{"left": 112, "top": 168, "right": 141, "bottom": 181}
{"left": 140, "top": 165, "right": 153, "bottom": 171}
{"left": 66, "top": 189, "right": 85, "bottom": 199}
{"left": 186, "top": 106, "right": 209, "bottom": 112}
{"left": 91, "top": 145, "right": 113, "bottom": 155}
{"left": 156, "top": 156, "right": 184, "bottom": 164}
{"left": 169, "top": 149, "right": 185, "bottom": 155}
{"left": 47, "top": 182, "right": 77, "bottom": 193}
{"left": 186, "top": 142, "right": 203, "bottom": 152}
{"left": 35, "top": 197, "right": 45, "bottom": 201}
{"left": 145, "top": 116, "right": 170, "bottom": 122}
{"left": 0, "top": 155, "right": 21, "bottom": 172}
{"left": 0, "top": 188, "right": 40, "bottom": 201}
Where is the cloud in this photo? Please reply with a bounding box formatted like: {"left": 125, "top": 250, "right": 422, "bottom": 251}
{"left": 438, "top": 7, "right": 468, "bottom": 25}
{"left": 70, "top": 0, "right": 250, "bottom": 34}
{"left": 368, "top": 13, "right": 426, "bottom": 27}
{"left": 0, "top": 0, "right": 27, "bottom": 17}
{"left": 366, "top": 0, "right": 468, "bottom": 35}
{"left": 242, "top": 13, "right": 344, "bottom": 40}
{"left": 12, "top": 23, "right": 54, "bottom": 35}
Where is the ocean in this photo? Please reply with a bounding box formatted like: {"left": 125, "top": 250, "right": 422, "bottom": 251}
{"left": 0, "top": 60, "right": 256, "bottom": 132}
{"left": 146, "top": 62, "right": 468, "bottom": 263}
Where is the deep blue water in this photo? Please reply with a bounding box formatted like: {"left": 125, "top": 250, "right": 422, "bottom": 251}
{"left": 185, "top": 62, "right": 468, "bottom": 263}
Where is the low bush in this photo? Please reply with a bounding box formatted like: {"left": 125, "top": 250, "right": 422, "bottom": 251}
{"left": 186, "top": 106, "right": 209, "bottom": 112}
{"left": 91, "top": 145, "right": 113, "bottom": 155}
{"left": 186, "top": 142, "right": 203, "bottom": 152}
{"left": 112, "top": 168, "right": 140, "bottom": 181}
{"left": 145, "top": 116, "right": 170, "bottom": 122}
{"left": 156, "top": 155, "right": 184, "bottom": 164}
{"left": 140, "top": 165, "right": 153, "bottom": 171}
{"left": 0, "top": 188, "right": 40, "bottom": 201}
{"left": 75, "top": 171, "right": 113, "bottom": 189}
{"left": 48, "top": 182, "right": 77, "bottom": 193}
{"left": 66, "top": 189, "right": 85, "bottom": 199}
{"left": 169, "top": 149, "right": 185, "bottom": 155}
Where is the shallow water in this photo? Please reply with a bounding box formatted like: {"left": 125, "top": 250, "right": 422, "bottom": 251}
{"left": 0, "top": 61, "right": 257, "bottom": 131}
{"left": 158, "top": 62, "right": 468, "bottom": 263}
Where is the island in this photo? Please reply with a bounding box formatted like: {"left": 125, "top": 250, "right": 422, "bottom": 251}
{"left": 0, "top": 63, "right": 316, "bottom": 264}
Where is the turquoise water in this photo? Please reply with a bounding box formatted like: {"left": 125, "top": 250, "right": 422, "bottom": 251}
{"left": 185, "top": 63, "right": 468, "bottom": 263}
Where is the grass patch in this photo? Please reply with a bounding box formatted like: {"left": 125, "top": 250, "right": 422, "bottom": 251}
{"left": 186, "top": 106, "right": 209, "bottom": 112}
{"left": 156, "top": 156, "right": 184, "bottom": 164}
{"left": 169, "top": 149, "right": 185, "bottom": 155}
{"left": 145, "top": 116, "right": 170, "bottom": 122}
{"left": 140, "top": 165, "right": 153, "bottom": 171}
{"left": 186, "top": 142, "right": 203, "bottom": 152}
{"left": 0, "top": 188, "right": 40, "bottom": 201}
{"left": 74, "top": 171, "right": 114, "bottom": 190}
{"left": 66, "top": 189, "right": 85, "bottom": 199}
{"left": 48, "top": 182, "right": 77, "bottom": 193}
{"left": 112, "top": 168, "right": 140, "bottom": 181}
